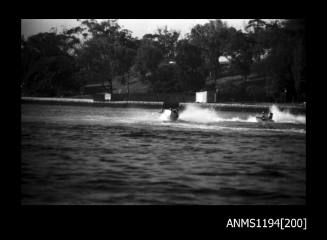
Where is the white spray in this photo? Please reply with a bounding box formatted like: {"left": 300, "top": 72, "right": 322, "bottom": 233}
{"left": 269, "top": 105, "right": 306, "bottom": 124}
{"left": 159, "top": 104, "right": 305, "bottom": 124}
{"left": 176, "top": 104, "right": 257, "bottom": 123}
{"left": 159, "top": 109, "right": 172, "bottom": 121}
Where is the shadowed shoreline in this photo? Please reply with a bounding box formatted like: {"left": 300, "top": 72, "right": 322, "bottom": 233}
{"left": 21, "top": 97, "right": 306, "bottom": 114}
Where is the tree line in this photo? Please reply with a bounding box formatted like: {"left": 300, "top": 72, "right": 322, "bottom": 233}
{"left": 21, "top": 19, "right": 305, "bottom": 102}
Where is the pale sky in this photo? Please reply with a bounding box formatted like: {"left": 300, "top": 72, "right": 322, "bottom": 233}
{"left": 21, "top": 19, "right": 254, "bottom": 39}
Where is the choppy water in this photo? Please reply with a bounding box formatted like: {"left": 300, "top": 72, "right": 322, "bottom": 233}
{"left": 21, "top": 103, "right": 306, "bottom": 205}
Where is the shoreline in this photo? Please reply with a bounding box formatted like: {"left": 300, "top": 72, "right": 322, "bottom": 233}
{"left": 21, "top": 97, "right": 306, "bottom": 114}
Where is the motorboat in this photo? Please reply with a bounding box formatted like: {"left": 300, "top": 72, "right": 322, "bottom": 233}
{"left": 161, "top": 101, "right": 180, "bottom": 121}
{"left": 256, "top": 112, "right": 274, "bottom": 122}
{"left": 170, "top": 109, "right": 179, "bottom": 121}
{"left": 256, "top": 116, "right": 274, "bottom": 122}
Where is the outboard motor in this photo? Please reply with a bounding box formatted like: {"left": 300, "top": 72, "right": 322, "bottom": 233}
{"left": 170, "top": 108, "right": 179, "bottom": 121}
{"left": 162, "top": 101, "right": 180, "bottom": 121}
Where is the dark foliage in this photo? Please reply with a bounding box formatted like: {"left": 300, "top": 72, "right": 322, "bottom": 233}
{"left": 21, "top": 19, "right": 305, "bottom": 102}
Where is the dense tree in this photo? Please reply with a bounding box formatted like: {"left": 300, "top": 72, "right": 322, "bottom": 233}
{"left": 155, "top": 26, "right": 180, "bottom": 60}
{"left": 76, "top": 36, "right": 114, "bottom": 90}
{"left": 247, "top": 19, "right": 306, "bottom": 101}
{"left": 175, "top": 39, "right": 205, "bottom": 91}
{"left": 75, "top": 19, "right": 138, "bottom": 92}
{"left": 245, "top": 19, "right": 269, "bottom": 64}
{"left": 189, "top": 20, "right": 231, "bottom": 86}
{"left": 149, "top": 63, "right": 180, "bottom": 92}
{"left": 21, "top": 31, "right": 80, "bottom": 96}
{"left": 21, "top": 19, "right": 305, "bottom": 102}
{"left": 224, "top": 29, "right": 253, "bottom": 81}
{"left": 134, "top": 37, "right": 163, "bottom": 78}
{"left": 284, "top": 19, "right": 305, "bottom": 101}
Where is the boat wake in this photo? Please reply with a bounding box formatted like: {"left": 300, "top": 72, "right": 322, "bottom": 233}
{"left": 174, "top": 104, "right": 305, "bottom": 124}
{"left": 159, "top": 109, "right": 173, "bottom": 121}
{"left": 269, "top": 105, "right": 306, "bottom": 124}
{"left": 162, "top": 121, "right": 306, "bottom": 134}
{"left": 25, "top": 104, "right": 305, "bottom": 135}
{"left": 155, "top": 104, "right": 306, "bottom": 134}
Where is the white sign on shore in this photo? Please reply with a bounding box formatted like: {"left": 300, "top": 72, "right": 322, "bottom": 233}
{"left": 196, "top": 91, "right": 208, "bottom": 103}
{"left": 104, "top": 93, "right": 111, "bottom": 101}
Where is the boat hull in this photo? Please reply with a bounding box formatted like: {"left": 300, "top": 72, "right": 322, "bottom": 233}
{"left": 170, "top": 112, "right": 179, "bottom": 121}
{"left": 256, "top": 116, "right": 274, "bottom": 122}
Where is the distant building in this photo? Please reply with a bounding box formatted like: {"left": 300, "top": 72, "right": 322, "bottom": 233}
{"left": 93, "top": 92, "right": 111, "bottom": 101}
{"left": 81, "top": 82, "right": 112, "bottom": 95}
{"left": 80, "top": 82, "right": 113, "bottom": 101}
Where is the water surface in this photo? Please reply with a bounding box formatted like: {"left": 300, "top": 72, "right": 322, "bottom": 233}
{"left": 21, "top": 103, "right": 306, "bottom": 204}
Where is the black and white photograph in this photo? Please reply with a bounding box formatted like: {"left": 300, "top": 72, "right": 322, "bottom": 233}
{"left": 21, "top": 19, "right": 306, "bottom": 206}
